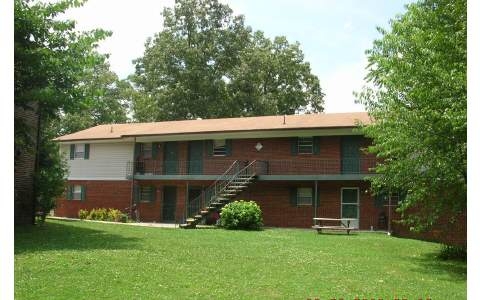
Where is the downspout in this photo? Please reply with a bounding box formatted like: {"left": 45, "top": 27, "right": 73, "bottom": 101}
{"left": 130, "top": 137, "right": 136, "bottom": 218}
{"left": 314, "top": 180, "right": 318, "bottom": 219}
{"left": 32, "top": 108, "right": 41, "bottom": 225}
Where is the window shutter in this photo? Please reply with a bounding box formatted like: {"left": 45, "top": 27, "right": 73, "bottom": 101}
{"left": 226, "top": 139, "right": 232, "bottom": 156}
{"left": 290, "top": 138, "right": 298, "bottom": 155}
{"left": 81, "top": 186, "right": 86, "bottom": 201}
{"left": 152, "top": 142, "right": 159, "bottom": 159}
{"left": 67, "top": 186, "right": 73, "bottom": 200}
{"left": 150, "top": 186, "right": 156, "bottom": 202}
{"left": 206, "top": 140, "right": 213, "bottom": 156}
{"left": 84, "top": 144, "right": 90, "bottom": 159}
{"left": 70, "top": 145, "right": 75, "bottom": 160}
{"left": 133, "top": 185, "right": 140, "bottom": 203}
{"left": 134, "top": 143, "right": 142, "bottom": 160}
{"left": 313, "top": 137, "right": 320, "bottom": 154}
{"left": 289, "top": 188, "right": 297, "bottom": 207}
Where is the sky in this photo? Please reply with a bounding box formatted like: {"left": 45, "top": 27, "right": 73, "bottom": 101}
{"left": 62, "top": 0, "right": 413, "bottom": 113}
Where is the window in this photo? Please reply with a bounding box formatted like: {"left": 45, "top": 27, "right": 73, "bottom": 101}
{"left": 74, "top": 144, "right": 85, "bottom": 159}
{"left": 135, "top": 185, "right": 155, "bottom": 202}
{"left": 142, "top": 143, "right": 152, "bottom": 159}
{"left": 296, "top": 187, "right": 313, "bottom": 205}
{"left": 67, "top": 185, "right": 85, "bottom": 201}
{"left": 298, "top": 137, "right": 313, "bottom": 154}
{"left": 73, "top": 185, "right": 82, "bottom": 200}
{"left": 70, "top": 144, "right": 90, "bottom": 160}
{"left": 213, "top": 139, "right": 227, "bottom": 156}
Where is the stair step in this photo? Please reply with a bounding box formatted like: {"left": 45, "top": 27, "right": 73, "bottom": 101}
{"left": 224, "top": 189, "right": 240, "bottom": 193}
{"left": 194, "top": 215, "right": 203, "bottom": 219}
{"left": 207, "top": 206, "right": 218, "bottom": 210}
{"left": 228, "top": 185, "right": 247, "bottom": 188}
{"left": 186, "top": 218, "right": 195, "bottom": 223}
{"left": 201, "top": 210, "right": 209, "bottom": 214}
{"left": 215, "top": 197, "right": 229, "bottom": 201}
{"left": 220, "top": 193, "right": 236, "bottom": 196}
{"left": 210, "top": 202, "right": 223, "bottom": 206}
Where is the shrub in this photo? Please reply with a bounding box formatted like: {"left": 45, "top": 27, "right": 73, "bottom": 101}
{"left": 107, "top": 209, "right": 125, "bottom": 222}
{"left": 78, "top": 209, "right": 89, "bottom": 220}
{"left": 219, "top": 200, "right": 263, "bottom": 230}
{"left": 438, "top": 244, "right": 467, "bottom": 261}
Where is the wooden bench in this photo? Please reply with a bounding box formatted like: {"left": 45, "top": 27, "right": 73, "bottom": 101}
{"left": 312, "top": 218, "right": 357, "bottom": 235}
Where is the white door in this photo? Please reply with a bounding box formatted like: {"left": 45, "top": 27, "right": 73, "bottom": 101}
{"left": 341, "top": 188, "right": 359, "bottom": 229}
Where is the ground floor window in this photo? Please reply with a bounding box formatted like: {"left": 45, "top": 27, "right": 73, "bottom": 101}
{"left": 67, "top": 185, "right": 85, "bottom": 201}
{"left": 296, "top": 187, "right": 313, "bottom": 205}
{"left": 290, "top": 187, "right": 315, "bottom": 206}
{"left": 134, "top": 185, "right": 156, "bottom": 203}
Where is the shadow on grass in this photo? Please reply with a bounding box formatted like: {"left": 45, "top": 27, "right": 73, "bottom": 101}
{"left": 15, "top": 220, "right": 141, "bottom": 254}
{"left": 410, "top": 251, "right": 467, "bottom": 282}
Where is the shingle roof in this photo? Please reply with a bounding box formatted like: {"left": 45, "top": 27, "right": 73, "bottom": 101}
{"left": 54, "top": 112, "right": 371, "bottom": 142}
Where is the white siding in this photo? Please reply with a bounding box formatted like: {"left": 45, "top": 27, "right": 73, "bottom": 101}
{"left": 61, "top": 142, "right": 134, "bottom": 180}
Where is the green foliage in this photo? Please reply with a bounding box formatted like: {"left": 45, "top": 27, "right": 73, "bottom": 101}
{"left": 35, "top": 127, "right": 69, "bottom": 214}
{"left": 78, "top": 209, "right": 89, "bottom": 220}
{"left": 53, "top": 62, "right": 132, "bottom": 136}
{"left": 357, "top": 0, "right": 466, "bottom": 232}
{"left": 81, "top": 208, "right": 126, "bottom": 222}
{"left": 438, "top": 244, "right": 467, "bottom": 261}
{"left": 130, "top": 0, "right": 324, "bottom": 121}
{"left": 15, "top": 220, "right": 466, "bottom": 299}
{"left": 219, "top": 200, "right": 263, "bottom": 230}
{"left": 14, "top": 0, "right": 110, "bottom": 223}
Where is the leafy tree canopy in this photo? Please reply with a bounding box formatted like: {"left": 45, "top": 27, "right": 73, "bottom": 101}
{"left": 130, "top": 0, "right": 324, "bottom": 121}
{"left": 357, "top": 0, "right": 466, "bottom": 231}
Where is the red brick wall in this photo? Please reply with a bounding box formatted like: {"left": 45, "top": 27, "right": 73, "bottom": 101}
{"left": 55, "top": 180, "right": 133, "bottom": 218}
{"left": 136, "top": 136, "right": 375, "bottom": 175}
{"left": 235, "top": 181, "right": 382, "bottom": 230}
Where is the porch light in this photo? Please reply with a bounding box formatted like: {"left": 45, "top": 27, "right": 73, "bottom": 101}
{"left": 255, "top": 142, "right": 263, "bottom": 151}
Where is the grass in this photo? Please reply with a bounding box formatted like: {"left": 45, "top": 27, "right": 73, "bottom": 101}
{"left": 15, "top": 219, "right": 466, "bottom": 299}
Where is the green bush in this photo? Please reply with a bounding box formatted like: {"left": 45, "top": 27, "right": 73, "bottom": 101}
{"left": 219, "top": 200, "right": 263, "bottom": 230}
{"left": 78, "top": 209, "right": 89, "bottom": 220}
{"left": 438, "top": 244, "right": 467, "bottom": 261}
{"left": 107, "top": 209, "right": 125, "bottom": 222}
{"left": 81, "top": 208, "right": 127, "bottom": 222}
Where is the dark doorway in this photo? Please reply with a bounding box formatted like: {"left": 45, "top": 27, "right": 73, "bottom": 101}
{"left": 341, "top": 136, "right": 360, "bottom": 173}
{"left": 188, "top": 141, "right": 204, "bottom": 174}
{"left": 163, "top": 186, "right": 177, "bottom": 222}
{"left": 187, "top": 187, "right": 203, "bottom": 216}
{"left": 164, "top": 142, "right": 178, "bottom": 174}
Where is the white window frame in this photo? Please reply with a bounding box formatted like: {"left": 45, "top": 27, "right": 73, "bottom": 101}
{"left": 74, "top": 144, "right": 85, "bottom": 159}
{"left": 297, "top": 187, "right": 313, "bottom": 206}
{"left": 213, "top": 139, "right": 227, "bottom": 156}
{"left": 72, "top": 185, "right": 82, "bottom": 201}
{"left": 298, "top": 137, "right": 313, "bottom": 154}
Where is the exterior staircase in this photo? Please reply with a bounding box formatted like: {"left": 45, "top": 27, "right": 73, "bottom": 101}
{"left": 180, "top": 160, "right": 267, "bottom": 229}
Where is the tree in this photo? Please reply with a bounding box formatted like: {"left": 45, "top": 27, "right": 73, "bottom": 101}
{"left": 54, "top": 62, "right": 130, "bottom": 136}
{"left": 14, "top": 0, "right": 110, "bottom": 225}
{"left": 357, "top": 0, "right": 466, "bottom": 231}
{"left": 131, "top": 0, "right": 324, "bottom": 121}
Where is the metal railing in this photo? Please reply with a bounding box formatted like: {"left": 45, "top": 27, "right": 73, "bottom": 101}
{"left": 186, "top": 160, "right": 268, "bottom": 219}
{"left": 126, "top": 158, "right": 376, "bottom": 177}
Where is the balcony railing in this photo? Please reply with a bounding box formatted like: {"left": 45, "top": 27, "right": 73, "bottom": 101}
{"left": 126, "top": 158, "right": 377, "bottom": 177}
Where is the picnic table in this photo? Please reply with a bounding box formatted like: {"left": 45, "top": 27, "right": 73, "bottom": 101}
{"left": 312, "top": 217, "right": 357, "bottom": 234}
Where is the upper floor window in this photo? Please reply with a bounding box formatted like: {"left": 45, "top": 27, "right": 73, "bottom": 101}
{"left": 298, "top": 137, "right": 313, "bottom": 154}
{"left": 70, "top": 144, "right": 90, "bottom": 160}
{"left": 74, "top": 144, "right": 85, "bottom": 159}
{"left": 213, "top": 139, "right": 227, "bottom": 156}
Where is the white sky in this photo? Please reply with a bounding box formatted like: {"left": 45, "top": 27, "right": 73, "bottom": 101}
{"left": 62, "top": 0, "right": 412, "bottom": 113}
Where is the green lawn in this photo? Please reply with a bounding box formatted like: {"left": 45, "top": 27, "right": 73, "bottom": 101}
{"left": 15, "top": 219, "right": 466, "bottom": 299}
